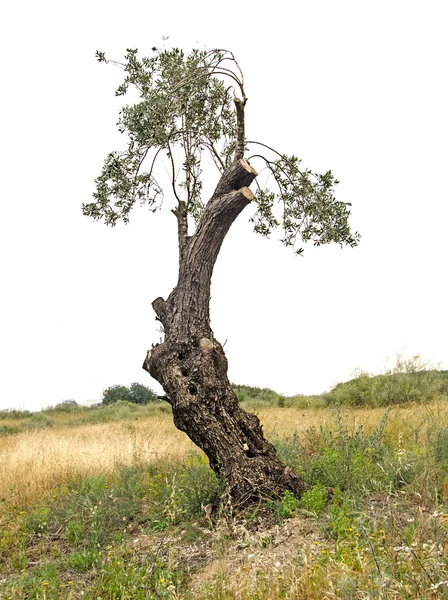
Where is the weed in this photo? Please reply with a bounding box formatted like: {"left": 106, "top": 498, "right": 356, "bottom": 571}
{"left": 65, "top": 519, "right": 85, "bottom": 545}
{"left": 301, "top": 482, "right": 327, "bottom": 515}
{"left": 269, "top": 489, "right": 300, "bottom": 520}
{"left": 26, "top": 505, "right": 50, "bottom": 534}
{"left": 66, "top": 548, "right": 101, "bottom": 571}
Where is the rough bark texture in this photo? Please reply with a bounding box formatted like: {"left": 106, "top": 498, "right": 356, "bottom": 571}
{"left": 143, "top": 158, "right": 308, "bottom": 505}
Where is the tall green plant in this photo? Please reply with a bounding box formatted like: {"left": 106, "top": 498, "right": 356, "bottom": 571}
{"left": 102, "top": 383, "right": 157, "bottom": 405}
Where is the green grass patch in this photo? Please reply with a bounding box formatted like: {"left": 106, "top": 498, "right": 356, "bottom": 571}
{"left": 325, "top": 369, "right": 448, "bottom": 407}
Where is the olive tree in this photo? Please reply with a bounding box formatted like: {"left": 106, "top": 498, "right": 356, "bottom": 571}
{"left": 83, "top": 47, "right": 359, "bottom": 506}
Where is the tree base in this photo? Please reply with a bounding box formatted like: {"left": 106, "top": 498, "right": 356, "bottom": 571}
{"left": 144, "top": 335, "right": 307, "bottom": 506}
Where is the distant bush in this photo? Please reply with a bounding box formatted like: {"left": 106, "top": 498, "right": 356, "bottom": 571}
{"left": 81, "top": 401, "right": 171, "bottom": 425}
{"left": 43, "top": 401, "right": 82, "bottom": 414}
{"left": 0, "top": 424, "right": 21, "bottom": 436}
{"left": 232, "top": 384, "right": 326, "bottom": 409}
{"left": 0, "top": 409, "right": 32, "bottom": 420}
{"left": 102, "top": 385, "right": 132, "bottom": 405}
{"left": 324, "top": 355, "right": 448, "bottom": 407}
{"left": 232, "top": 384, "right": 282, "bottom": 405}
{"left": 102, "top": 383, "right": 157, "bottom": 405}
{"left": 83, "top": 401, "right": 143, "bottom": 424}
{"left": 27, "top": 413, "right": 54, "bottom": 429}
{"left": 280, "top": 394, "right": 327, "bottom": 409}
{"left": 129, "top": 382, "right": 158, "bottom": 404}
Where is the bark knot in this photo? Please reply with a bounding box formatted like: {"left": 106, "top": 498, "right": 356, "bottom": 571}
{"left": 199, "top": 337, "right": 215, "bottom": 351}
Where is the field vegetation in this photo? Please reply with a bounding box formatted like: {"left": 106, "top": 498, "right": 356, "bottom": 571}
{"left": 1, "top": 366, "right": 447, "bottom": 598}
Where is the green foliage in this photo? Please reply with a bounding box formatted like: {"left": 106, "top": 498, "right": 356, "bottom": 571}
{"left": 143, "top": 455, "right": 219, "bottom": 530}
{"left": 0, "top": 409, "right": 32, "bottom": 420}
{"left": 85, "top": 46, "right": 359, "bottom": 257}
{"left": 26, "top": 506, "right": 50, "bottom": 534}
{"left": 274, "top": 405, "right": 448, "bottom": 508}
{"left": 43, "top": 400, "right": 78, "bottom": 413}
{"left": 129, "top": 381, "right": 158, "bottom": 404}
{"left": 325, "top": 371, "right": 373, "bottom": 406}
{"left": 232, "top": 385, "right": 325, "bottom": 410}
{"left": 26, "top": 413, "right": 54, "bottom": 429}
{"left": 65, "top": 548, "right": 100, "bottom": 571}
{"left": 4, "top": 563, "right": 61, "bottom": 599}
{"left": 301, "top": 482, "right": 328, "bottom": 515}
{"left": 0, "top": 424, "right": 20, "bottom": 436}
{"left": 102, "top": 382, "right": 157, "bottom": 405}
{"left": 278, "top": 394, "right": 327, "bottom": 409}
{"left": 2, "top": 454, "right": 219, "bottom": 565}
{"left": 251, "top": 152, "right": 359, "bottom": 253}
{"left": 232, "top": 384, "right": 282, "bottom": 405}
{"left": 271, "top": 489, "right": 300, "bottom": 519}
{"left": 85, "top": 48, "right": 239, "bottom": 226}
{"left": 325, "top": 364, "right": 448, "bottom": 407}
{"left": 0, "top": 401, "right": 171, "bottom": 435}
{"left": 65, "top": 519, "right": 85, "bottom": 545}
{"left": 89, "top": 553, "right": 182, "bottom": 599}
{"left": 430, "top": 425, "right": 448, "bottom": 467}
{"left": 275, "top": 408, "right": 400, "bottom": 493}
{"left": 102, "top": 384, "right": 132, "bottom": 404}
{"left": 327, "top": 488, "right": 355, "bottom": 540}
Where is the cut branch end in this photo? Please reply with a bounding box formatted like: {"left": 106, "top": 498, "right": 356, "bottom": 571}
{"left": 142, "top": 350, "right": 152, "bottom": 373}
{"left": 240, "top": 158, "right": 258, "bottom": 177}
{"left": 240, "top": 187, "right": 255, "bottom": 201}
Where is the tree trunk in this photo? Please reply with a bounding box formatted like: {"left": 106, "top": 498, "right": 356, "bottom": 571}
{"left": 143, "top": 159, "right": 307, "bottom": 506}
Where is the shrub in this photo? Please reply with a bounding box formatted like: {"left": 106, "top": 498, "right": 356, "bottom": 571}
{"left": 281, "top": 394, "right": 327, "bottom": 409}
{"left": 42, "top": 400, "right": 80, "bottom": 413}
{"left": 102, "top": 383, "right": 157, "bottom": 405}
{"left": 430, "top": 425, "right": 448, "bottom": 467}
{"left": 324, "top": 371, "right": 373, "bottom": 406}
{"left": 232, "top": 384, "right": 282, "bottom": 405}
{"left": 0, "top": 409, "right": 32, "bottom": 420}
{"left": 324, "top": 355, "right": 448, "bottom": 407}
{"left": 102, "top": 385, "right": 132, "bottom": 404}
{"left": 81, "top": 401, "right": 141, "bottom": 423}
{"left": 25, "top": 414, "right": 53, "bottom": 429}
{"left": 301, "top": 482, "right": 327, "bottom": 514}
{"left": 275, "top": 408, "right": 404, "bottom": 493}
{"left": 129, "top": 382, "right": 158, "bottom": 404}
{"left": 269, "top": 489, "right": 300, "bottom": 520}
{"left": 0, "top": 424, "right": 20, "bottom": 436}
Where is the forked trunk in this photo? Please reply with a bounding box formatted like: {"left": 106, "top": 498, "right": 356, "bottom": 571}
{"left": 143, "top": 159, "right": 307, "bottom": 505}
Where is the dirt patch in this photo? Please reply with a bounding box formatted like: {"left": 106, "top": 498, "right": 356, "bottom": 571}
{"left": 124, "top": 513, "right": 322, "bottom": 595}
{"left": 188, "top": 516, "right": 322, "bottom": 595}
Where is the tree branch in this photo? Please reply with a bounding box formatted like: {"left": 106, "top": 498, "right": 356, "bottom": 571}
{"left": 172, "top": 200, "right": 188, "bottom": 262}
{"left": 234, "top": 97, "right": 246, "bottom": 161}
{"left": 206, "top": 140, "right": 225, "bottom": 171}
{"left": 152, "top": 297, "right": 173, "bottom": 333}
{"left": 167, "top": 141, "right": 182, "bottom": 205}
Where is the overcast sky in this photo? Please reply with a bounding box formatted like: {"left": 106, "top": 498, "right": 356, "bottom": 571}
{"left": 1, "top": 0, "right": 447, "bottom": 411}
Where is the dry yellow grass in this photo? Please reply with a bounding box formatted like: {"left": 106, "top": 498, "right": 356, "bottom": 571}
{"left": 1, "top": 401, "right": 446, "bottom": 509}
{"left": 256, "top": 401, "right": 447, "bottom": 441}
{"left": 0, "top": 416, "right": 194, "bottom": 507}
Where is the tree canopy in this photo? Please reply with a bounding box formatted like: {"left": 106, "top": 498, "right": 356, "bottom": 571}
{"left": 83, "top": 47, "right": 359, "bottom": 256}
{"left": 102, "top": 383, "right": 157, "bottom": 405}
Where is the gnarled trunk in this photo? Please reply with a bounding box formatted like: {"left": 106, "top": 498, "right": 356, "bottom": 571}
{"left": 143, "top": 159, "right": 307, "bottom": 505}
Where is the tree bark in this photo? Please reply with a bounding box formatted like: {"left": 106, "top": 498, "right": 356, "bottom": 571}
{"left": 143, "top": 158, "right": 308, "bottom": 506}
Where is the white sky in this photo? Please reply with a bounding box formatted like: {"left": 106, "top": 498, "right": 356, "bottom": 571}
{"left": 1, "top": 0, "right": 447, "bottom": 411}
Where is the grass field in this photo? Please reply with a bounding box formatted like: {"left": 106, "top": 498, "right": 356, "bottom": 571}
{"left": 1, "top": 397, "right": 447, "bottom": 598}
